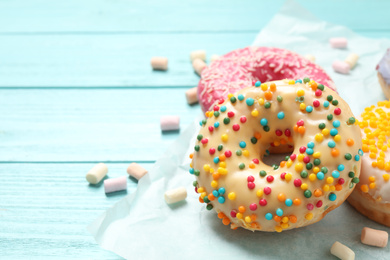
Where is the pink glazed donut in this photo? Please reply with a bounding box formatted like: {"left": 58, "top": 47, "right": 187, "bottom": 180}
{"left": 198, "top": 47, "right": 335, "bottom": 112}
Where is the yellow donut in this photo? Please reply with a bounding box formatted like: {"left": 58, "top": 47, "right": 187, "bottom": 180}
{"left": 189, "top": 79, "right": 362, "bottom": 232}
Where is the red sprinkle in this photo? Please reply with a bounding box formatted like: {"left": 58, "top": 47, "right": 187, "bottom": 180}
{"left": 290, "top": 154, "right": 297, "bottom": 160}
{"left": 232, "top": 124, "right": 240, "bottom": 131}
{"left": 263, "top": 187, "right": 271, "bottom": 195}
{"left": 208, "top": 126, "right": 214, "bottom": 132}
{"left": 240, "top": 116, "right": 247, "bottom": 123}
{"left": 266, "top": 175, "right": 274, "bottom": 183}
{"left": 249, "top": 203, "right": 258, "bottom": 211}
{"left": 280, "top": 172, "right": 286, "bottom": 179}
{"left": 338, "top": 178, "right": 345, "bottom": 185}
{"left": 247, "top": 175, "right": 255, "bottom": 182}
{"left": 303, "top": 156, "right": 310, "bottom": 163}
{"left": 259, "top": 199, "right": 267, "bottom": 206}
{"left": 213, "top": 105, "right": 219, "bottom": 111}
{"left": 209, "top": 148, "right": 215, "bottom": 155}
{"left": 230, "top": 210, "right": 237, "bottom": 218}
{"left": 218, "top": 98, "right": 224, "bottom": 104}
{"left": 297, "top": 119, "right": 304, "bottom": 126}
{"left": 201, "top": 138, "right": 208, "bottom": 144}
{"left": 228, "top": 111, "right": 235, "bottom": 118}
{"left": 299, "top": 146, "right": 306, "bottom": 153}
{"left": 316, "top": 200, "right": 323, "bottom": 208}
{"left": 307, "top": 203, "right": 314, "bottom": 210}
{"left": 248, "top": 182, "right": 255, "bottom": 189}
{"left": 294, "top": 179, "right": 302, "bottom": 187}
{"left": 334, "top": 108, "right": 341, "bottom": 115}
{"left": 315, "top": 90, "right": 322, "bottom": 97}
{"left": 275, "top": 129, "right": 283, "bottom": 136}
{"left": 224, "top": 150, "right": 232, "bottom": 157}
{"left": 284, "top": 129, "right": 291, "bottom": 137}
{"left": 313, "top": 100, "right": 320, "bottom": 107}
{"left": 252, "top": 158, "right": 259, "bottom": 164}
{"left": 195, "top": 187, "right": 198, "bottom": 193}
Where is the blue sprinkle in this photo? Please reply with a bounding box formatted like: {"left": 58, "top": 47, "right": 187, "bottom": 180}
{"left": 277, "top": 112, "right": 285, "bottom": 119}
{"left": 212, "top": 190, "right": 219, "bottom": 197}
{"left": 214, "top": 122, "right": 220, "bottom": 128}
{"left": 276, "top": 208, "right": 283, "bottom": 217}
{"left": 218, "top": 187, "right": 225, "bottom": 195}
{"left": 255, "top": 81, "right": 261, "bottom": 87}
{"left": 295, "top": 79, "right": 302, "bottom": 83}
{"left": 358, "top": 149, "right": 363, "bottom": 156}
{"left": 306, "top": 106, "right": 313, "bottom": 113}
{"left": 238, "top": 94, "right": 245, "bottom": 101}
{"left": 285, "top": 199, "right": 293, "bottom": 207}
{"left": 306, "top": 148, "right": 314, "bottom": 155}
{"left": 246, "top": 98, "right": 255, "bottom": 106}
{"left": 239, "top": 141, "right": 246, "bottom": 148}
{"left": 307, "top": 142, "right": 315, "bottom": 148}
{"left": 213, "top": 157, "right": 220, "bottom": 164}
{"left": 333, "top": 120, "right": 341, "bottom": 128}
{"left": 265, "top": 213, "right": 273, "bottom": 220}
{"left": 329, "top": 193, "right": 337, "bottom": 201}
{"left": 218, "top": 196, "right": 225, "bottom": 204}
{"left": 354, "top": 155, "right": 360, "bottom": 161}
{"left": 220, "top": 106, "right": 227, "bottom": 112}
{"left": 330, "top": 128, "right": 338, "bottom": 136}
{"left": 337, "top": 164, "right": 345, "bottom": 171}
{"left": 199, "top": 121, "right": 203, "bottom": 126}
{"left": 189, "top": 168, "right": 194, "bottom": 174}
{"left": 332, "top": 170, "right": 340, "bottom": 178}
{"left": 323, "top": 101, "right": 330, "bottom": 107}
{"left": 260, "top": 118, "right": 268, "bottom": 126}
{"left": 317, "top": 172, "right": 325, "bottom": 180}
{"left": 328, "top": 140, "right": 336, "bottom": 148}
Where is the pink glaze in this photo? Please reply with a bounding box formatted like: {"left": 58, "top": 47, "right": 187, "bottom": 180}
{"left": 197, "top": 46, "right": 334, "bottom": 112}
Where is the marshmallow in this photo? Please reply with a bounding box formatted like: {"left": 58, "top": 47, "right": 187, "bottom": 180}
{"left": 104, "top": 176, "right": 127, "bottom": 193}
{"left": 185, "top": 87, "right": 198, "bottom": 105}
{"left": 332, "top": 60, "right": 350, "bottom": 74}
{"left": 330, "top": 241, "right": 355, "bottom": 260}
{"left": 127, "top": 162, "right": 148, "bottom": 180}
{"left": 190, "top": 50, "right": 206, "bottom": 62}
{"left": 164, "top": 187, "right": 187, "bottom": 204}
{"left": 193, "top": 58, "right": 207, "bottom": 76}
{"left": 150, "top": 57, "right": 168, "bottom": 71}
{"left": 160, "top": 116, "right": 180, "bottom": 131}
{"left": 330, "top": 37, "right": 348, "bottom": 49}
{"left": 361, "top": 227, "right": 388, "bottom": 248}
{"left": 86, "top": 163, "right": 108, "bottom": 184}
{"left": 345, "top": 53, "right": 359, "bottom": 69}
{"left": 304, "top": 54, "right": 316, "bottom": 63}
{"left": 210, "top": 54, "right": 220, "bottom": 62}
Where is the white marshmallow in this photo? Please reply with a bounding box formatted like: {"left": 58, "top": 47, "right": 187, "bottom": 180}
{"left": 304, "top": 54, "right": 316, "bottom": 63}
{"left": 192, "top": 58, "right": 207, "bottom": 76}
{"left": 332, "top": 60, "right": 350, "bottom": 74}
{"left": 150, "top": 57, "right": 168, "bottom": 71}
{"left": 190, "top": 50, "right": 206, "bottom": 62}
{"left": 104, "top": 176, "right": 127, "bottom": 193}
{"left": 210, "top": 54, "right": 220, "bottom": 62}
{"left": 330, "top": 241, "right": 355, "bottom": 260}
{"left": 361, "top": 227, "right": 388, "bottom": 248}
{"left": 164, "top": 187, "right": 187, "bottom": 204}
{"left": 345, "top": 53, "right": 359, "bottom": 69}
{"left": 86, "top": 163, "right": 108, "bottom": 184}
{"left": 330, "top": 37, "right": 348, "bottom": 48}
{"left": 127, "top": 163, "right": 148, "bottom": 180}
{"left": 160, "top": 116, "right": 180, "bottom": 131}
{"left": 185, "top": 87, "right": 198, "bottom": 105}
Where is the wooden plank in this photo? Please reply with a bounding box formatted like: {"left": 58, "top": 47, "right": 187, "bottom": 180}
{"left": 0, "top": 162, "right": 152, "bottom": 258}
{"left": 0, "top": 0, "right": 389, "bottom": 33}
{"left": 0, "top": 31, "right": 389, "bottom": 88}
{"left": 0, "top": 88, "right": 200, "bottom": 162}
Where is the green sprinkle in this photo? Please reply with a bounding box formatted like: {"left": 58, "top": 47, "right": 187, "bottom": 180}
{"left": 319, "top": 123, "right": 326, "bottom": 129}
{"left": 197, "top": 134, "right": 203, "bottom": 141}
{"left": 236, "top": 150, "right": 242, "bottom": 156}
{"left": 218, "top": 144, "right": 223, "bottom": 151}
{"left": 332, "top": 100, "right": 339, "bottom": 106}
{"left": 277, "top": 96, "right": 283, "bottom": 102}
{"left": 321, "top": 167, "right": 328, "bottom": 174}
{"left": 313, "top": 159, "right": 321, "bottom": 166}
{"left": 327, "top": 114, "right": 333, "bottom": 121}
{"left": 300, "top": 170, "right": 308, "bottom": 178}
{"left": 304, "top": 190, "right": 312, "bottom": 198}
{"left": 348, "top": 171, "right": 355, "bottom": 178}
{"left": 285, "top": 155, "right": 290, "bottom": 161}
{"left": 306, "top": 163, "right": 313, "bottom": 170}
{"left": 214, "top": 111, "right": 220, "bottom": 117}
{"left": 345, "top": 153, "right": 352, "bottom": 160}
{"left": 239, "top": 163, "right": 245, "bottom": 169}
{"left": 194, "top": 145, "right": 200, "bottom": 151}
{"left": 259, "top": 170, "right": 267, "bottom": 177}
{"left": 194, "top": 170, "right": 200, "bottom": 176}
{"left": 352, "top": 177, "right": 359, "bottom": 183}
{"left": 327, "top": 95, "right": 333, "bottom": 101}
{"left": 303, "top": 77, "right": 310, "bottom": 83}
{"left": 203, "top": 196, "right": 210, "bottom": 203}
{"left": 251, "top": 137, "right": 258, "bottom": 144}
{"left": 230, "top": 97, "right": 237, "bottom": 103}
{"left": 206, "top": 204, "right": 213, "bottom": 210}
{"left": 348, "top": 117, "right": 355, "bottom": 125}
{"left": 317, "top": 84, "right": 324, "bottom": 90}
{"left": 349, "top": 182, "right": 354, "bottom": 188}
{"left": 273, "top": 165, "right": 279, "bottom": 170}
{"left": 193, "top": 181, "right": 198, "bottom": 187}
{"left": 264, "top": 102, "right": 271, "bottom": 109}
{"left": 263, "top": 125, "right": 270, "bottom": 132}
{"left": 223, "top": 117, "right": 230, "bottom": 124}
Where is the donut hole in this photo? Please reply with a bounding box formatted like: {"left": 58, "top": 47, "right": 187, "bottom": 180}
{"left": 262, "top": 145, "right": 294, "bottom": 168}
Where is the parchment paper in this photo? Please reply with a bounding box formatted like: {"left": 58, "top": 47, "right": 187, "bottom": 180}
{"left": 88, "top": 1, "right": 390, "bottom": 259}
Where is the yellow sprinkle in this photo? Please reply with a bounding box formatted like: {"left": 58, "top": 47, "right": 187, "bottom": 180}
{"left": 261, "top": 84, "right": 268, "bottom": 91}
{"left": 315, "top": 134, "right": 324, "bottom": 142}
{"left": 217, "top": 167, "right": 227, "bottom": 175}
{"left": 203, "top": 164, "right": 210, "bottom": 172}
{"left": 289, "top": 80, "right": 295, "bottom": 85}
{"left": 300, "top": 183, "right": 308, "bottom": 190}
{"left": 281, "top": 223, "right": 289, "bottom": 229}
{"left": 208, "top": 111, "right": 214, "bottom": 117}
{"left": 282, "top": 217, "right": 289, "bottom": 223}
{"left": 300, "top": 103, "right": 306, "bottom": 110}
{"left": 383, "top": 174, "right": 390, "bottom": 182}
{"left": 313, "top": 152, "right": 321, "bottom": 158}
{"left": 326, "top": 177, "right": 334, "bottom": 184}
{"left": 228, "top": 192, "right": 236, "bottom": 200}
{"left": 190, "top": 163, "right": 193, "bottom": 168}
{"left": 227, "top": 93, "right": 234, "bottom": 99}
{"left": 251, "top": 109, "right": 259, "bottom": 117}
{"left": 297, "top": 89, "right": 305, "bottom": 96}
{"left": 201, "top": 192, "right": 207, "bottom": 198}
{"left": 242, "top": 150, "right": 250, "bottom": 157}
{"left": 305, "top": 213, "right": 313, "bottom": 220}
{"left": 236, "top": 213, "right": 243, "bottom": 219}
{"left": 322, "top": 184, "right": 330, "bottom": 192}
{"left": 295, "top": 163, "right": 304, "bottom": 172}
{"left": 285, "top": 173, "right": 292, "bottom": 181}
{"left": 197, "top": 187, "right": 204, "bottom": 193}
{"left": 245, "top": 216, "right": 252, "bottom": 223}
{"left": 330, "top": 185, "right": 335, "bottom": 191}
{"left": 322, "top": 128, "right": 330, "bottom": 136}
{"left": 368, "top": 176, "right": 375, "bottom": 182}
{"left": 221, "top": 134, "right": 228, "bottom": 142}
{"left": 297, "top": 154, "right": 304, "bottom": 162}
{"left": 258, "top": 98, "right": 265, "bottom": 105}
{"left": 275, "top": 226, "right": 283, "bottom": 232}
{"left": 369, "top": 183, "right": 376, "bottom": 189}
{"left": 256, "top": 189, "right": 263, "bottom": 197}
{"left": 334, "top": 135, "right": 341, "bottom": 142}
{"left": 209, "top": 168, "right": 214, "bottom": 174}
{"left": 220, "top": 162, "right": 227, "bottom": 169}
{"left": 211, "top": 180, "right": 218, "bottom": 188}
{"left": 313, "top": 167, "right": 320, "bottom": 173}
{"left": 361, "top": 184, "right": 369, "bottom": 193}
{"left": 309, "top": 174, "right": 317, "bottom": 181}
{"left": 286, "top": 160, "right": 293, "bottom": 168}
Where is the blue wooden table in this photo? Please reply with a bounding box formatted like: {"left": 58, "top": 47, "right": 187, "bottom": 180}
{"left": 1, "top": 0, "right": 390, "bottom": 258}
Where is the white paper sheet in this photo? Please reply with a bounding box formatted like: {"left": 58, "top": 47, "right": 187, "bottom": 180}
{"left": 88, "top": 1, "right": 390, "bottom": 259}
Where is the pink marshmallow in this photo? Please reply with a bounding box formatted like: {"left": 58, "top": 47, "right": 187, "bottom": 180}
{"left": 330, "top": 37, "right": 348, "bottom": 48}
{"left": 150, "top": 57, "right": 168, "bottom": 71}
{"left": 332, "top": 60, "right": 350, "bottom": 74}
{"left": 160, "top": 116, "right": 180, "bottom": 131}
{"left": 104, "top": 176, "right": 127, "bottom": 193}
{"left": 192, "top": 58, "right": 207, "bottom": 76}
{"left": 127, "top": 163, "right": 148, "bottom": 180}
{"left": 361, "top": 227, "right": 388, "bottom": 248}
{"left": 185, "top": 87, "right": 198, "bottom": 105}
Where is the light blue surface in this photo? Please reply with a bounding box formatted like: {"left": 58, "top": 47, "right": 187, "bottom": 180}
{"left": 1, "top": 0, "right": 390, "bottom": 259}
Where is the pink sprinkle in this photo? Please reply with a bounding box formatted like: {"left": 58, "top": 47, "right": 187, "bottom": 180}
{"left": 264, "top": 187, "right": 271, "bottom": 195}
{"left": 290, "top": 154, "right": 297, "bottom": 160}
{"left": 249, "top": 203, "right": 258, "bottom": 211}
{"left": 209, "top": 148, "right": 215, "bottom": 154}
{"left": 297, "top": 119, "right": 304, "bottom": 126}
{"left": 313, "top": 100, "right": 320, "bottom": 107}
{"left": 218, "top": 99, "right": 224, "bottom": 104}
{"left": 252, "top": 158, "right": 259, "bottom": 164}
{"left": 259, "top": 199, "right": 267, "bottom": 206}
{"left": 303, "top": 156, "right": 310, "bottom": 163}
{"left": 275, "top": 129, "right": 282, "bottom": 136}
{"left": 338, "top": 178, "right": 345, "bottom": 185}
{"left": 315, "top": 90, "right": 322, "bottom": 97}
{"left": 267, "top": 175, "right": 274, "bottom": 183}
{"left": 307, "top": 203, "right": 314, "bottom": 210}
{"left": 280, "top": 172, "right": 286, "bottom": 179}
{"left": 232, "top": 124, "right": 240, "bottom": 131}
{"left": 299, "top": 146, "right": 306, "bottom": 153}
{"left": 334, "top": 108, "right": 341, "bottom": 115}
{"left": 208, "top": 126, "right": 214, "bottom": 132}
{"left": 201, "top": 138, "right": 208, "bottom": 144}
{"left": 294, "top": 179, "right": 302, "bottom": 187}
{"left": 230, "top": 210, "right": 237, "bottom": 218}
{"left": 247, "top": 175, "right": 255, "bottom": 182}
{"left": 240, "top": 116, "right": 247, "bottom": 123}
{"left": 224, "top": 150, "right": 232, "bottom": 157}
{"left": 248, "top": 182, "right": 255, "bottom": 189}
{"left": 228, "top": 111, "right": 235, "bottom": 117}
{"left": 316, "top": 200, "right": 323, "bottom": 208}
{"left": 213, "top": 106, "right": 219, "bottom": 111}
{"left": 284, "top": 129, "right": 291, "bottom": 137}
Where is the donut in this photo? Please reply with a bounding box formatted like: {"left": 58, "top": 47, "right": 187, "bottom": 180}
{"left": 347, "top": 101, "right": 390, "bottom": 227}
{"left": 377, "top": 49, "right": 390, "bottom": 99}
{"left": 197, "top": 46, "right": 335, "bottom": 113}
{"left": 189, "top": 79, "right": 362, "bottom": 232}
